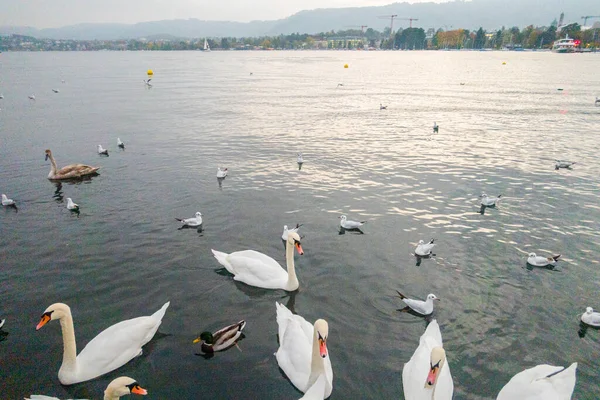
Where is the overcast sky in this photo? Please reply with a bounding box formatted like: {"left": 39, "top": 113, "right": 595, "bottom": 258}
{"left": 1, "top": 0, "right": 447, "bottom": 28}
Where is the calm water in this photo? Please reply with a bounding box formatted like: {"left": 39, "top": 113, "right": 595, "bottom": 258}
{"left": 1, "top": 50, "right": 599, "bottom": 399}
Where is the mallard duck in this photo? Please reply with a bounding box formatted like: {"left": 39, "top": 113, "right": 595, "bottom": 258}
{"left": 193, "top": 320, "right": 246, "bottom": 353}
{"left": 45, "top": 149, "right": 100, "bottom": 180}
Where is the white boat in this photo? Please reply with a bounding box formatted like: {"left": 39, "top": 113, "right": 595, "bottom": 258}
{"left": 552, "top": 35, "right": 577, "bottom": 53}
{"left": 204, "top": 38, "right": 211, "bottom": 52}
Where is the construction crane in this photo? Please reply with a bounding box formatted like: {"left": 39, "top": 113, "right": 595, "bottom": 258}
{"left": 378, "top": 15, "right": 398, "bottom": 40}
{"left": 398, "top": 17, "right": 419, "bottom": 28}
{"left": 344, "top": 25, "right": 368, "bottom": 34}
{"left": 581, "top": 16, "right": 600, "bottom": 26}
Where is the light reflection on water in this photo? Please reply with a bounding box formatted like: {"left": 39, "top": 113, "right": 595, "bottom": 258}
{"left": 0, "top": 51, "right": 599, "bottom": 399}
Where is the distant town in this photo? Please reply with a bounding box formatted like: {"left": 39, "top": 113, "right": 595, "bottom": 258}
{"left": 1, "top": 20, "right": 598, "bottom": 52}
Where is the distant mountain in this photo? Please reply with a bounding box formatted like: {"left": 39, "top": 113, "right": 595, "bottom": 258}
{"left": 1, "top": 0, "right": 598, "bottom": 40}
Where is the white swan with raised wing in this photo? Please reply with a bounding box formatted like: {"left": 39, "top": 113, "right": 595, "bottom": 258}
{"left": 211, "top": 232, "right": 303, "bottom": 291}
{"left": 275, "top": 302, "right": 333, "bottom": 399}
{"left": 36, "top": 302, "right": 169, "bottom": 385}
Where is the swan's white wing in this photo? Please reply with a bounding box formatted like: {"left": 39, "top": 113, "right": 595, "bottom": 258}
{"left": 73, "top": 304, "right": 168, "bottom": 383}
{"left": 497, "top": 363, "right": 577, "bottom": 400}
{"left": 276, "top": 316, "right": 312, "bottom": 392}
{"left": 402, "top": 321, "right": 452, "bottom": 400}
{"left": 227, "top": 252, "right": 288, "bottom": 289}
{"left": 25, "top": 396, "right": 64, "bottom": 400}
{"left": 229, "top": 250, "right": 282, "bottom": 270}
{"left": 300, "top": 374, "right": 326, "bottom": 400}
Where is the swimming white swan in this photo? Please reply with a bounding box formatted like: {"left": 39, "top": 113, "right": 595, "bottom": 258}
{"left": 117, "top": 138, "right": 125, "bottom": 149}
{"left": 2, "top": 194, "right": 15, "bottom": 206}
{"left": 339, "top": 215, "right": 366, "bottom": 229}
{"left": 176, "top": 212, "right": 202, "bottom": 227}
{"left": 480, "top": 193, "right": 502, "bottom": 206}
{"left": 217, "top": 167, "right": 228, "bottom": 178}
{"left": 211, "top": 231, "right": 303, "bottom": 291}
{"left": 397, "top": 292, "right": 439, "bottom": 315}
{"left": 496, "top": 363, "right": 577, "bottom": 400}
{"left": 36, "top": 302, "right": 169, "bottom": 385}
{"left": 415, "top": 239, "right": 435, "bottom": 256}
{"left": 45, "top": 149, "right": 100, "bottom": 180}
{"left": 581, "top": 307, "right": 600, "bottom": 327}
{"left": 282, "top": 223, "right": 302, "bottom": 241}
{"left": 402, "top": 320, "right": 453, "bottom": 400}
{"left": 527, "top": 253, "right": 560, "bottom": 267}
{"left": 275, "top": 302, "right": 333, "bottom": 398}
{"left": 25, "top": 376, "right": 148, "bottom": 399}
{"left": 66, "top": 198, "right": 79, "bottom": 211}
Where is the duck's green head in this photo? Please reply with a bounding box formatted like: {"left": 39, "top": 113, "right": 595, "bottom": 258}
{"left": 193, "top": 331, "right": 213, "bottom": 344}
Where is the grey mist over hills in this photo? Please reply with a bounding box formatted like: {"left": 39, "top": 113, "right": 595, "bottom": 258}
{"left": 1, "top": 0, "right": 597, "bottom": 40}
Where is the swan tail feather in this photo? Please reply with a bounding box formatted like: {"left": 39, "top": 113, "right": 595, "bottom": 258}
{"left": 211, "top": 249, "right": 234, "bottom": 273}
{"left": 152, "top": 301, "right": 170, "bottom": 321}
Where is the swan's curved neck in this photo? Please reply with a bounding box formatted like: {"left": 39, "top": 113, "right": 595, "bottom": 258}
{"left": 48, "top": 154, "right": 58, "bottom": 178}
{"left": 58, "top": 313, "right": 78, "bottom": 375}
{"left": 307, "top": 330, "right": 325, "bottom": 390}
{"left": 285, "top": 240, "right": 299, "bottom": 291}
{"left": 103, "top": 388, "right": 120, "bottom": 400}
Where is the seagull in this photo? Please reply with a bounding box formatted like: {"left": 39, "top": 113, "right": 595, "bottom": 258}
{"left": 176, "top": 212, "right": 203, "bottom": 227}
{"left": 336, "top": 83, "right": 344, "bottom": 88}
{"left": 297, "top": 153, "right": 303, "bottom": 164}
{"left": 339, "top": 215, "right": 366, "bottom": 229}
{"left": 581, "top": 307, "right": 600, "bottom": 327}
{"left": 52, "top": 89, "right": 60, "bottom": 93}
{"left": 61, "top": 79, "right": 66, "bottom": 83}
{"left": 527, "top": 253, "right": 560, "bottom": 267}
{"left": 66, "top": 198, "right": 79, "bottom": 211}
{"left": 380, "top": 103, "right": 387, "bottom": 110}
{"left": 144, "top": 79, "right": 152, "bottom": 87}
{"left": 0, "top": 94, "right": 4, "bottom": 99}
{"left": 396, "top": 291, "right": 440, "bottom": 315}
{"left": 281, "top": 223, "right": 302, "bottom": 241}
{"left": 1, "top": 194, "right": 15, "bottom": 206}
{"left": 415, "top": 239, "right": 435, "bottom": 256}
{"left": 250, "top": 72, "right": 253, "bottom": 75}
{"left": 117, "top": 138, "right": 125, "bottom": 149}
{"left": 555, "top": 160, "right": 575, "bottom": 170}
{"left": 480, "top": 193, "right": 502, "bottom": 207}
{"left": 433, "top": 122, "right": 439, "bottom": 133}
{"left": 217, "top": 167, "right": 228, "bottom": 178}
{"left": 28, "top": 94, "right": 36, "bottom": 100}
{"left": 97, "top": 145, "right": 109, "bottom": 156}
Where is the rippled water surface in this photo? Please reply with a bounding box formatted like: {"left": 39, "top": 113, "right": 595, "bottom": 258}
{"left": 1, "top": 51, "right": 600, "bottom": 399}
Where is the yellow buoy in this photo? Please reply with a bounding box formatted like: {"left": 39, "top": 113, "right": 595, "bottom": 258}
{"left": 502, "top": 62, "right": 506, "bottom": 65}
{"left": 147, "top": 69, "right": 154, "bottom": 76}
{"left": 344, "top": 64, "right": 349, "bottom": 68}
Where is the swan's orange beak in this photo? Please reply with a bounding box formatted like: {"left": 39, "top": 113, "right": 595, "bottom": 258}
{"left": 318, "top": 335, "right": 327, "bottom": 358}
{"left": 36, "top": 313, "right": 51, "bottom": 330}
{"left": 295, "top": 242, "right": 304, "bottom": 255}
{"left": 131, "top": 384, "right": 148, "bottom": 395}
{"left": 425, "top": 364, "right": 440, "bottom": 388}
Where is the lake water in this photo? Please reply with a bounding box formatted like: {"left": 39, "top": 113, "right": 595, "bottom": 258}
{"left": 1, "top": 50, "right": 599, "bottom": 399}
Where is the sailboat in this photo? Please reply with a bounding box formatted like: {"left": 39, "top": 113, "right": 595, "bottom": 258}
{"left": 203, "top": 38, "right": 211, "bottom": 52}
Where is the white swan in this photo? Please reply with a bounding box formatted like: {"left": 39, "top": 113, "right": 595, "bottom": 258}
{"left": 402, "top": 320, "right": 453, "bottom": 400}
{"left": 66, "top": 198, "right": 79, "bottom": 211}
{"left": 211, "top": 231, "right": 303, "bottom": 291}
{"left": 2, "top": 194, "right": 15, "bottom": 206}
{"left": 480, "top": 193, "right": 501, "bottom": 206}
{"left": 581, "top": 307, "right": 600, "bottom": 327}
{"left": 45, "top": 149, "right": 100, "bottom": 180}
{"left": 527, "top": 253, "right": 560, "bottom": 267}
{"left": 496, "top": 363, "right": 577, "bottom": 400}
{"left": 117, "top": 138, "right": 125, "bottom": 149}
{"left": 26, "top": 376, "right": 148, "bottom": 399}
{"left": 415, "top": 239, "right": 435, "bottom": 256}
{"left": 275, "top": 302, "right": 333, "bottom": 398}
{"left": 339, "top": 215, "right": 366, "bottom": 229}
{"left": 282, "top": 223, "right": 302, "bottom": 241}
{"left": 397, "top": 291, "right": 439, "bottom": 315}
{"left": 217, "top": 167, "right": 228, "bottom": 178}
{"left": 36, "top": 302, "right": 169, "bottom": 385}
{"left": 176, "top": 212, "right": 202, "bottom": 227}
{"left": 299, "top": 374, "right": 327, "bottom": 400}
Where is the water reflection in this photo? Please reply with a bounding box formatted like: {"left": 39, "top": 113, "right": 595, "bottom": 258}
{"left": 414, "top": 254, "right": 434, "bottom": 266}
{"left": 217, "top": 177, "right": 225, "bottom": 190}
{"left": 525, "top": 262, "right": 558, "bottom": 272}
{"left": 3, "top": 204, "right": 18, "bottom": 213}
{"left": 52, "top": 182, "right": 63, "bottom": 202}
{"left": 338, "top": 227, "right": 364, "bottom": 235}
{"left": 178, "top": 224, "right": 203, "bottom": 234}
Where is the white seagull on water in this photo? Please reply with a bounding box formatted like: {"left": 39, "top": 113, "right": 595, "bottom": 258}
{"left": 2, "top": 194, "right": 15, "bottom": 206}
{"left": 339, "top": 215, "right": 366, "bottom": 229}
{"left": 415, "top": 239, "right": 435, "bottom": 256}
{"left": 581, "top": 307, "right": 600, "bottom": 327}
{"left": 555, "top": 160, "right": 575, "bottom": 170}
{"left": 480, "top": 193, "right": 502, "bottom": 206}
{"left": 217, "top": 167, "right": 228, "bottom": 178}
{"left": 397, "top": 291, "right": 440, "bottom": 315}
{"left": 527, "top": 253, "right": 560, "bottom": 267}
{"left": 117, "top": 138, "right": 125, "bottom": 149}
{"left": 97, "top": 145, "right": 109, "bottom": 156}
{"left": 66, "top": 198, "right": 79, "bottom": 211}
{"left": 176, "top": 212, "right": 203, "bottom": 227}
{"left": 282, "top": 223, "right": 302, "bottom": 241}
{"left": 28, "top": 94, "right": 36, "bottom": 100}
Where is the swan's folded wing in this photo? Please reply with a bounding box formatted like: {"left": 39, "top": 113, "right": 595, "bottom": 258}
{"left": 229, "top": 254, "right": 288, "bottom": 288}
{"left": 300, "top": 374, "right": 326, "bottom": 400}
{"left": 229, "top": 250, "right": 282, "bottom": 269}
{"left": 75, "top": 316, "right": 161, "bottom": 381}
{"left": 276, "top": 318, "right": 312, "bottom": 392}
